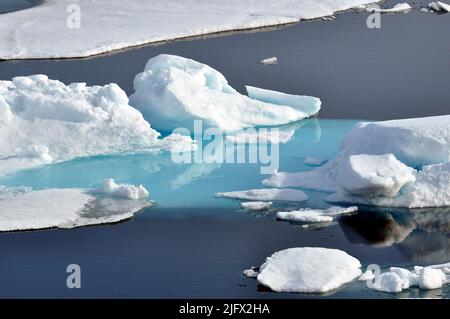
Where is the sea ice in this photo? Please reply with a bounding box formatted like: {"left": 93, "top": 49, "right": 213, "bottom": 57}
{"left": 276, "top": 206, "right": 357, "bottom": 223}
{"left": 216, "top": 188, "right": 308, "bottom": 202}
{"left": 425, "top": 1, "right": 450, "bottom": 12}
{"left": 260, "top": 57, "right": 278, "bottom": 65}
{"left": 0, "top": 179, "right": 152, "bottom": 232}
{"left": 240, "top": 201, "right": 273, "bottom": 211}
{"left": 256, "top": 247, "right": 362, "bottom": 293}
{"left": 418, "top": 268, "right": 447, "bottom": 290}
{"left": 94, "top": 178, "right": 149, "bottom": 200}
{"left": 0, "top": 75, "right": 193, "bottom": 174}
{"left": 0, "top": 0, "right": 382, "bottom": 60}
{"left": 130, "top": 55, "right": 320, "bottom": 132}
{"left": 243, "top": 267, "right": 260, "bottom": 278}
{"left": 359, "top": 270, "right": 376, "bottom": 281}
{"left": 372, "top": 272, "right": 404, "bottom": 293}
{"left": 366, "top": 3, "right": 412, "bottom": 13}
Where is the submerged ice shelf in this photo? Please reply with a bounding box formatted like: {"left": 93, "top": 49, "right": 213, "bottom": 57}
{"left": 0, "top": 0, "right": 382, "bottom": 60}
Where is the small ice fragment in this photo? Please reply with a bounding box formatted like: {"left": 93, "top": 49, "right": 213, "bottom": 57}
{"left": 372, "top": 272, "right": 404, "bottom": 293}
{"left": 426, "top": 1, "right": 450, "bottom": 12}
{"left": 243, "top": 267, "right": 259, "bottom": 278}
{"left": 259, "top": 57, "right": 278, "bottom": 65}
{"left": 389, "top": 267, "right": 419, "bottom": 288}
{"left": 359, "top": 270, "right": 376, "bottom": 281}
{"left": 419, "top": 268, "right": 447, "bottom": 290}
{"left": 240, "top": 201, "right": 272, "bottom": 211}
{"left": 366, "top": 3, "right": 412, "bottom": 14}
{"left": 276, "top": 210, "right": 333, "bottom": 223}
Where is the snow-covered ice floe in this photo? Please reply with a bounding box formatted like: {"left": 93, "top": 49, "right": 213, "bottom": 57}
{"left": 264, "top": 116, "right": 450, "bottom": 208}
{"left": 0, "top": 75, "right": 193, "bottom": 175}
{"left": 0, "top": 179, "right": 152, "bottom": 232}
{"left": 360, "top": 263, "right": 449, "bottom": 293}
{"left": 423, "top": 1, "right": 450, "bottom": 12}
{"left": 130, "top": 54, "right": 321, "bottom": 132}
{"left": 276, "top": 206, "right": 357, "bottom": 223}
{"left": 365, "top": 3, "right": 412, "bottom": 14}
{"left": 0, "top": 0, "right": 382, "bottom": 60}
{"left": 240, "top": 201, "right": 273, "bottom": 211}
{"left": 252, "top": 247, "right": 362, "bottom": 293}
{"left": 216, "top": 188, "right": 308, "bottom": 202}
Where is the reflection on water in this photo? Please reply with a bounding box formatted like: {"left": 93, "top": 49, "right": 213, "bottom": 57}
{"left": 340, "top": 207, "right": 450, "bottom": 264}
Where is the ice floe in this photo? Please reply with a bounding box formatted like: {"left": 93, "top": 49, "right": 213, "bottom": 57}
{"left": 366, "top": 3, "right": 412, "bottom": 14}
{"left": 0, "top": 179, "right": 152, "bottom": 232}
{"left": 259, "top": 57, "right": 278, "bottom": 65}
{"left": 276, "top": 206, "right": 357, "bottom": 223}
{"left": 0, "top": 75, "right": 193, "bottom": 175}
{"left": 0, "top": 0, "right": 382, "bottom": 60}
{"left": 130, "top": 54, "right": 320, "bottom": 132}
{"left": 240, "top": 201, "right": 273, "bottom": 211}
{"left": 255, "top": 247, "right": 362, "bottom": 293}
{"left": 216, "top": 188, "right": 308, "bottom": 202}
{"left": 264, "top": 116, "right": 450, "bottom": 208}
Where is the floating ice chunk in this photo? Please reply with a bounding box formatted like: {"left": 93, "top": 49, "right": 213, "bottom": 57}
{"left": 94, "top": 178, "right": 149, "bottom": 200}
{"left": 0, "top": 75, "right": 192, "bottom": 174}
{"left": 129, "top": 55, "right": 320, "bottom": 132}
{"left": 263, "top": 169, "right": 337, "bottom": 192}
{"left": 0, "top": 0, "right": 382, "bottom": 60}
{"left": 216, "top": 188, "right": 308, "bottom": 202}
{"left": 0, "top": 185, "right": 152, "bottom": 232}
{"left": 259, "top": 57, "right": 278, "bottom": 65}
{"left": 243, "top": 267, "right": 259, "bottom": 278}
{"left": 256, "top": 247, "right": 362, "bottom": 293}
{"left": 366, "top": 3, "right": 412, "bottom": 14}
{"left": 240, "top": 201, "right": 273, "bottom": 211}
{"left": 419, "top": 268, "right": 446, "bottom": 290}
{"left": 276, "top": 210, "right": 333, "bottom": 223}
{"left": 373, "top": 272, "right": 404, "bottom": 293}
{"left": 336, "top": 154, "right": 416, "bottom": 197}
{"left": 304, "top": 156, "right": 327, "bottom": 166}
{"left": 276, "top": 206, "right": 357, "bottom": 223}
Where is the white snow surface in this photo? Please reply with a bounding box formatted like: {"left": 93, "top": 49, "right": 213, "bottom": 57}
{"left": 240, "top": 201, "right": 273, "bottom": 211}
{"left": 0, "top": 0, "right": 381, "bottom": 60}
{"left": 0, "top": 75, "right": 193, "bottom": 175}
{"left": 256, "top": 247, "right": 362, "bottom": 293}
{"left": 0, "top": 179, "right": 152, "bottom": 232}
{"left": 129, "top": 55, "right": 321, "bottom": 132}
{"left": 264, "top": 116, "right": 450, "bottom": 208}
{"left": 366, "top": 3, "right": 412, "bottom": 13}
{"left": 216, "top": 188, "right": 308, "bottom": 202}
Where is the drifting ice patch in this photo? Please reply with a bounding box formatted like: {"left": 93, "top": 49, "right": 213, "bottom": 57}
{"left": 129, "top": 54, "right": 320, "bottom": 132}
{"left": 0, "top": 180, "right": 152, "bottom": 232}
{"left": 240, "top": 201, "right": 273, "bottom": 211}
{"left": 216, "top": 188, "right": 308, "bottom": 202}
{"left": 276, "top": 206, "right": 357, "bottom": 223}
{"left": 255, "top": 247, "right": 362, "bottom": 293}
{"left": 0, "top": 75, "right": 193, "bottom": 175}
{"left": 259, "top": 57, "right": 278, "bottom": 65}
{"left": 366, "top": 3, "right": 412, "bottom": 14}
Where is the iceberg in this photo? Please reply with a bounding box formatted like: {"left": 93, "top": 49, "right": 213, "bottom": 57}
{"left": 0, "top": 0, "right": 382, "bottom": 60}
{"left": 255, "top": 247, "right": 362, "bottom": 293}
{"left": 130, "top": 55, "right": 321, "bottom": 132}
{"left": 265, "top": 116, "right": 450, "bottom": 208}
{"left": 240, "top": 201, "right": 273, "bottom": 211}
{"left": 0, "top": 75, "right": 193, "bottom": 175}
{"left": 216, "top": 188, "right": 308, "bottom": 202}
{"left": 366, "top": 3, "right": 412, "bottom": 14}
{"left": 0, "top": 179, "right": 152, "bottom": 232}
